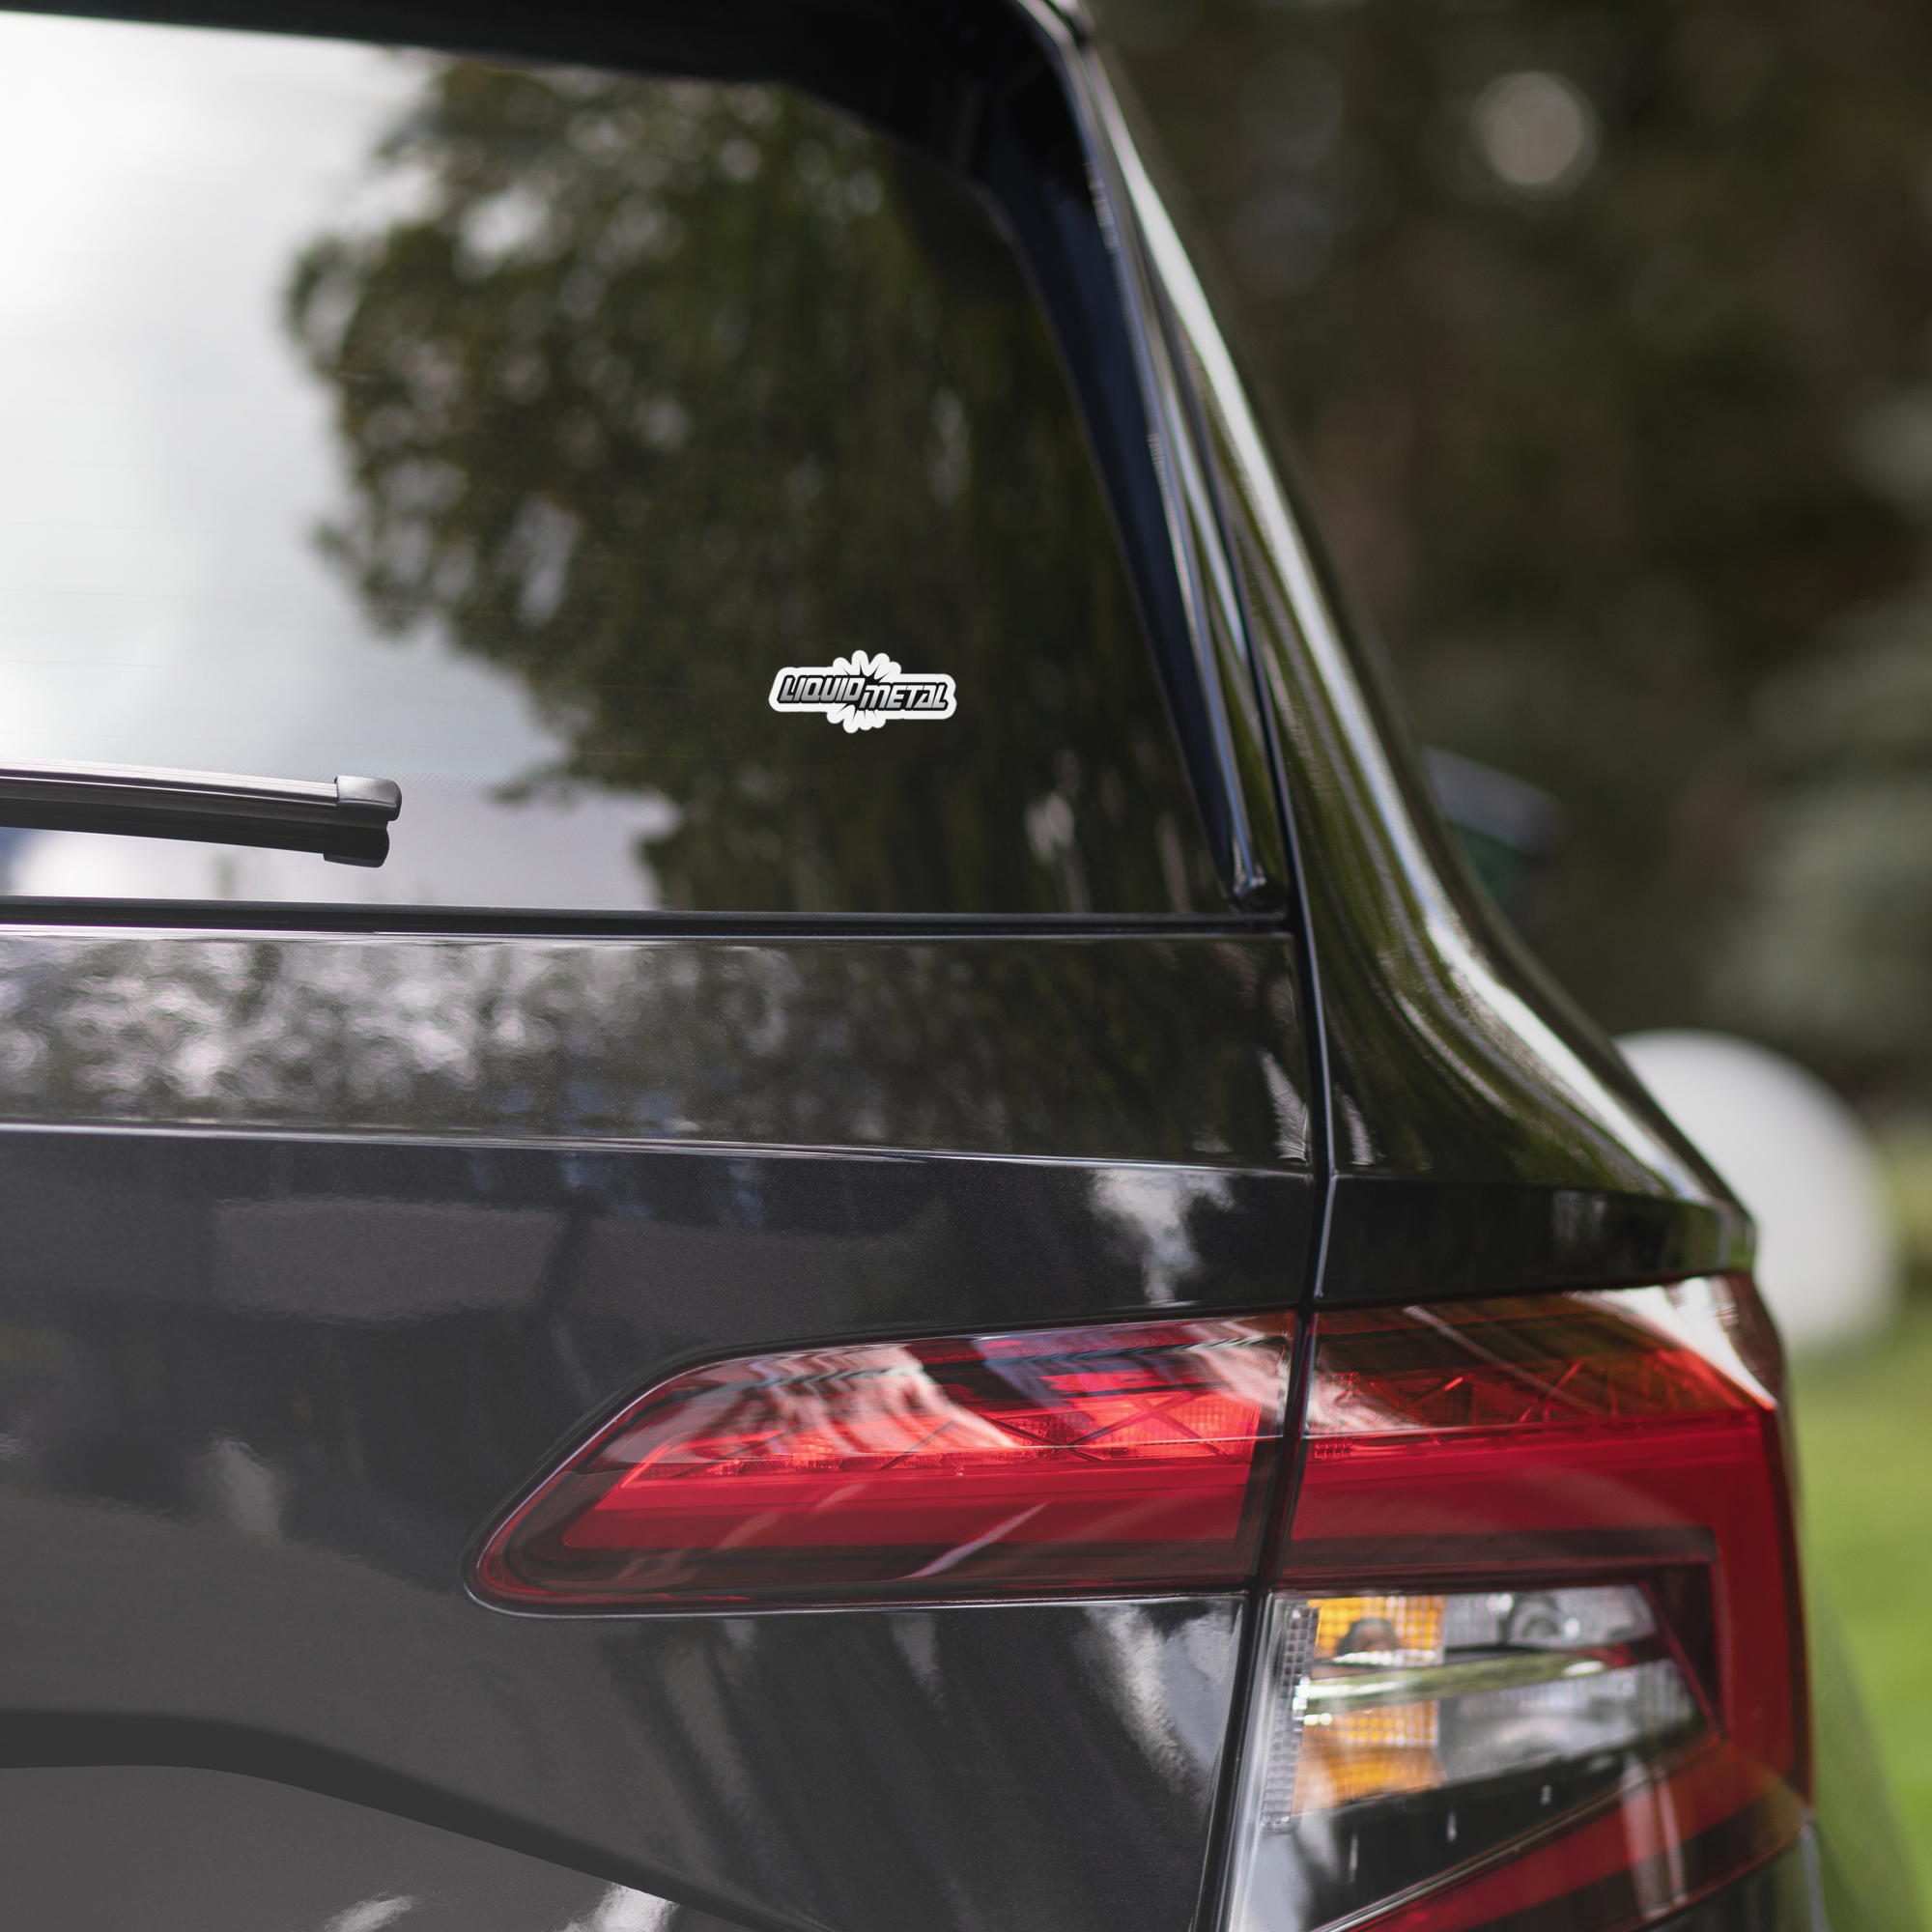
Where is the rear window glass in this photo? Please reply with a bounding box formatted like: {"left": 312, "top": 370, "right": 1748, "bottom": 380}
{"left": 0, "top": 12, "right": 1219, "bottom": 914}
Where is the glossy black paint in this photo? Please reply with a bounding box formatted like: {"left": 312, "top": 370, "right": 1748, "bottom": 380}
{"left": 0, "top": 1776, "right": 1831, "bottom": 1932}
{"left": 1155, "top": 230, "right": 1752, "bottom": 1299}
{"left": 0, "top": 1595, "right": 1238, "bottom": 1932}
{"left": 0, "top": 926, "right": 1307, "bottom": 1928}
{"left": 0, "top": 1130, "right": 1306, "bottom": 1537}
{"left": 0, "top": 1764, "right": 705, "bottom": 1932}
{"left": 0, "top": 929, "right": 1312, "bottom": 1163}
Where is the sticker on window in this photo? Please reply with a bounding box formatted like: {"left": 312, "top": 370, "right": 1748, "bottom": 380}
{"left": 769, "top": 652, "right": 956, "bottom": 732}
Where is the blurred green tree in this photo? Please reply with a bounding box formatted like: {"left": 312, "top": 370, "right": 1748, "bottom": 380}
{"left": 1100, "top": 0, "right": 1932, "bottom": 1094}
{"left": 1713, "top": 581, "right": 1932, "bottom": 1086}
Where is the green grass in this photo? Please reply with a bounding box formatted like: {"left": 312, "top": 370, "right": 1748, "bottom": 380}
{"left": 1793, "top": 1299, "right": 1932, "bottom": 1907}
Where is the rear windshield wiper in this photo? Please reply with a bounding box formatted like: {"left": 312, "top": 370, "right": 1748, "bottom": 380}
{"left": 0, "top": 760, "right": 401, "bottom": 867}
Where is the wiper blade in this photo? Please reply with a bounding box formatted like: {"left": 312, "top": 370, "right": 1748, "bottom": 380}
{"left": 0, "top": 760, "right": 401, "bottom": 867}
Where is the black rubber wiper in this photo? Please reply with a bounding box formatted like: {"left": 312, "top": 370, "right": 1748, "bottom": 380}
{"left": 0, "top": 760, "right": 401, "bottom": 867}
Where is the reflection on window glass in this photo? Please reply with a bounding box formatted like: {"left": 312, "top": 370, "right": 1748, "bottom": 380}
{"left": 0, "top": 12, "right": 1215, "bottom": 913}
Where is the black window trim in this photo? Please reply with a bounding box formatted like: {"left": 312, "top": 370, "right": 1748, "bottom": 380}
{"left": 0, "top": 900, "right": 1290, "bottom": 940}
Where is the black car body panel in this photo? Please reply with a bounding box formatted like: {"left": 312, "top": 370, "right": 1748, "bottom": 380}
{"left": 0, "top": 928, "right": 1314, "bottom": 1163}
{"left": 0, "top": 1, "right": 1906, "bottom": 1930}
{"left": 0, "top": 930, "right": 1304, "bottom": 1927}
{"left": 0, "top": 1773, "right": 1828, "bottom": 1932}
{"left": 0, "top": 922, "right": 1311, "bottom": 1919}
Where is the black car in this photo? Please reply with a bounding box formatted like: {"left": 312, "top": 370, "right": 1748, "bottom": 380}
{"left": 0, "top": 2, "right": 1913, "bottom": 1930}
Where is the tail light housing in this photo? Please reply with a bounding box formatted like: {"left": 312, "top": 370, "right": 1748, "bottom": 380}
{"left": 1226, "top": 1280, "right": 1805, "bottom": 1932}
{"left": 468, "top": 1277, "right": 1805, "bottom": 1932}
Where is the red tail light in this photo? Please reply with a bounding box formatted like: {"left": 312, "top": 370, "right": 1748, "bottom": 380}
{"left": 1226, "top": 1280, "right": 1805, "bottom": 1932}
{"left": 467, "top": 1277, "right": 1806, "bottom": 1932}
{"left": 469, "top": 1314, "right": 1293, "bottom": 1608}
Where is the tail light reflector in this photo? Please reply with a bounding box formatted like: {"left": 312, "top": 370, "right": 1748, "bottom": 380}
{"left": 1226, "top": 1281, "right": 1806, "bottom": 1932}
{"left": 469, "top": 1314, "right": 1292, "bottom": 1609}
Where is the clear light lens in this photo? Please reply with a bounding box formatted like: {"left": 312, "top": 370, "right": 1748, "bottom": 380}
{"left": 1229, "top": 1584, "right": 1700, "bottom": 1932}
{"left": 1229, "top": 1585, "right": 1703, "bottom": 1932}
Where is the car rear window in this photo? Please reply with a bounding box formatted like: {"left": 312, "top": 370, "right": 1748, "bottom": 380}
{"left": 0, "top": 11, "right": 1220, "bottom": 914}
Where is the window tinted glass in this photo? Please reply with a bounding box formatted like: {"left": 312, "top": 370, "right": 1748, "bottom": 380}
{"left": 0, "top": 13, "right": 1218, "bottom": 913}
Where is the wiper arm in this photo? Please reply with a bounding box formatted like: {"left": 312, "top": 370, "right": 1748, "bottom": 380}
{"left": 0, "top": 760, "right": 401, "bottom": 867}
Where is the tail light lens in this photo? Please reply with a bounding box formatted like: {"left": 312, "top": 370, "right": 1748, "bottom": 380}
{"left": 1226, "top": 1280, "right": 1806, "bottom": 1932}
{"left": 469, "top": 1314, "right": 1293, "bottom": 1608}
{"left": 467, "top": 1275, "right": 1806, "bottom": 1932}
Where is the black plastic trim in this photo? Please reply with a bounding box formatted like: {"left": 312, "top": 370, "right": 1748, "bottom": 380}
{"left": 0, "top": 898, "right": 1290, "bottom": 940}
{"left": 1321, "top": 1177, "right": 1752, "bottom": 1303}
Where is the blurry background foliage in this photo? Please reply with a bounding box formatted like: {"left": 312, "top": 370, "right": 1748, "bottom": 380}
{"left": 1091, "top": 0, "right": 1932, "bottom": 1896}
{"left": 1099, "top": 0, "right": 1932, "bottom": 1114}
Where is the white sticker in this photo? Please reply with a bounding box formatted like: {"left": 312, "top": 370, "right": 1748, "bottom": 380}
{"left": 768, "top": 651, "right": 956, "bottom": 733}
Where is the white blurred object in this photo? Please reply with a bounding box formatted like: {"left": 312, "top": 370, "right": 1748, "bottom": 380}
{"left": 1471, "top": 71, "right": 1599, "bottom": 196}
{"left": 1616, "top": 1030, "right": 1900, "bottom": 1351}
